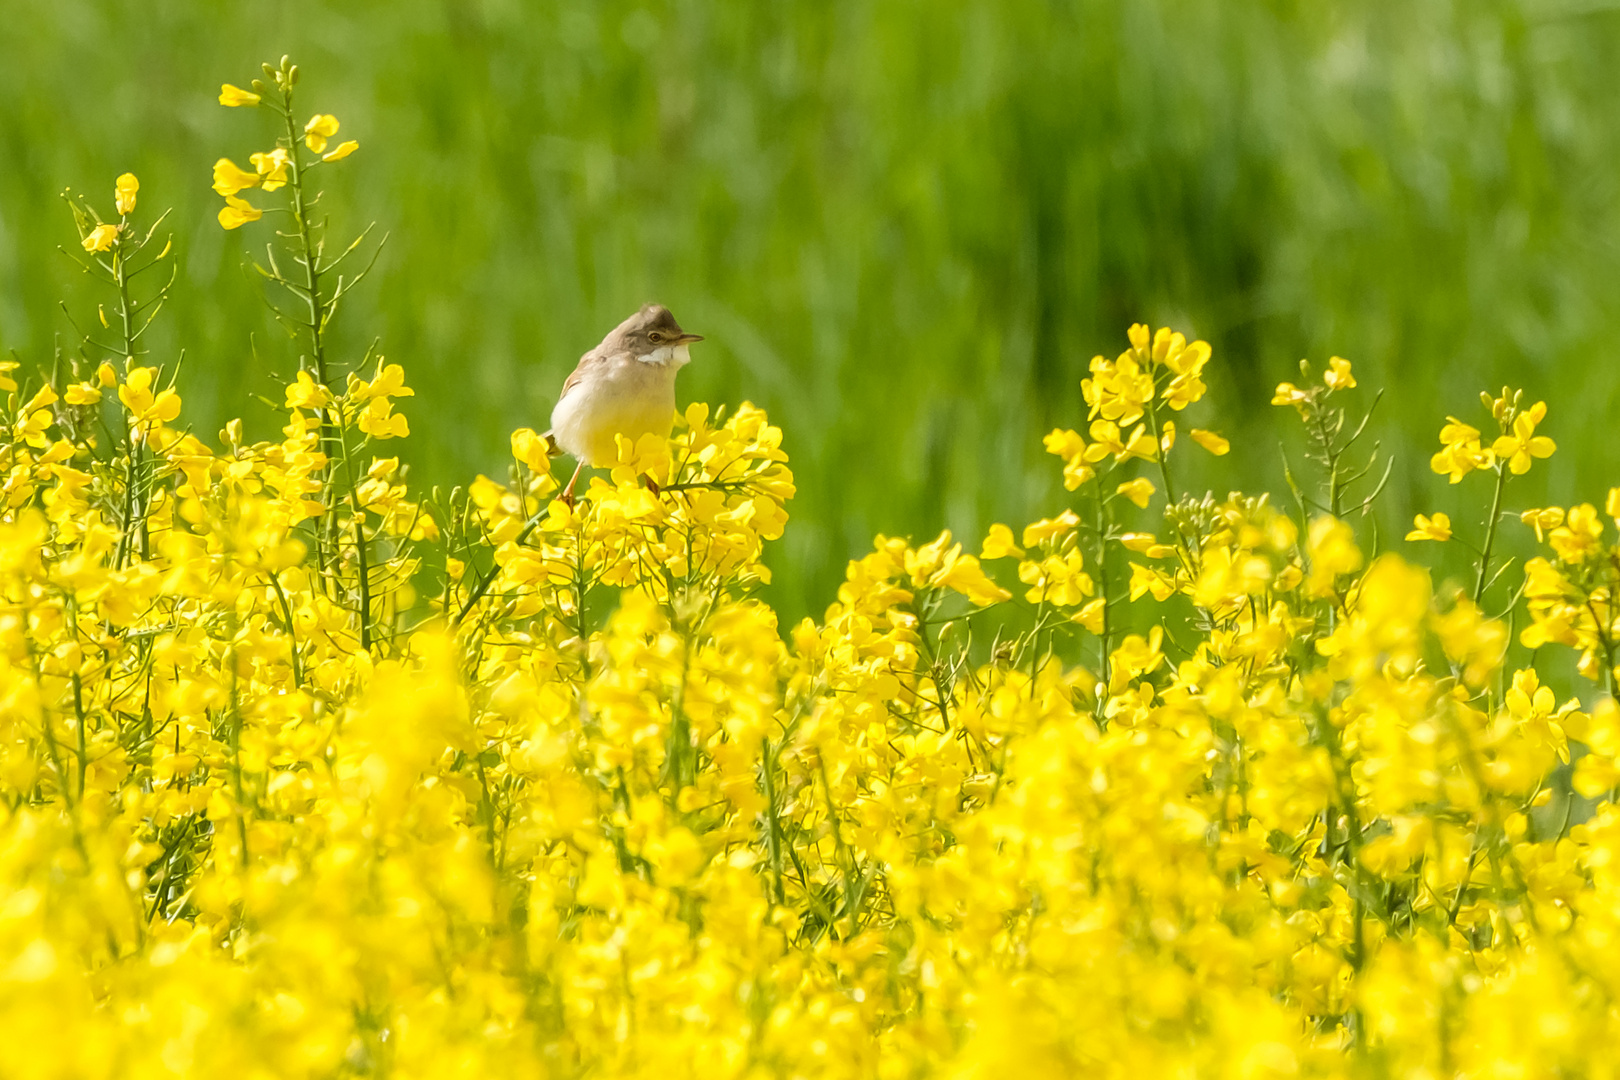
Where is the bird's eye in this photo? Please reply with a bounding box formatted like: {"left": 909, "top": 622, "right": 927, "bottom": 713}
{"left": 649, "top": 331, "right": 665, "bottom": 344}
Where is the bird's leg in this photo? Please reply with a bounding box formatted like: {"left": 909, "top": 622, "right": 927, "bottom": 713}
{"left": 560, "top": 460, "right": 585, "bottom": 507}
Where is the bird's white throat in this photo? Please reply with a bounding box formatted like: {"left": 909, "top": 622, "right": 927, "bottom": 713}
{"left": 634, "top": 343, "right": 692, "bottom": 369}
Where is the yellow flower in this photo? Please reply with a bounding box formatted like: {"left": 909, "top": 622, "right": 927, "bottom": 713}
{"left": 511, "top": 428, "right": 553, "bottom": 472}
{"left": 114, "top": 172, "right": 138, "bottom": 215}
{"left": 1305, "top": 515, "right": 1362, "bottom": 597}
{"left": 1161, "top": 370, "right": 1208, "bottom": 410}
{"left": 1549, "top": 504, "right": 1602, "bottom": 564}
{"left": 1043, "top": 426, "right": 1103, "bottom": 489}
{"left": 117, "top": 365, "right": 181, "bottom": 427}
{"left": 212, "top": 157, "right": 262, "bottom": 196}
{"left": 981, "top": 523, "right": 1024, "bottom": 560}
{"left": 1490, "top": 402, "right": 1555, "bottom": 475}
{"left": 933, "top": 552, "right": 1011, "bottom": 606}
{"left": 1071, "top": 597, "right": 1105, "bottom": 633}
{"left": 1115, "top": 477, "right": 1155, "bottom": 509}
{"left": 63, "top": 382, "right": 102, "bottom": 406}
{"left": 1156, "top": 330, "right": 1211, "bottom": 376}
{"left": 1022, "top": 510, "right": 1080, "bottom": 548}
{"left": 359, "top": 398, "right": 410, "bottom": 439}
{"left": 322, "top": 140, "right": 360, "bottom": 162}
{"left": 1018, "top": 551, "right": 1093, "bottom": 606}
{"left": 304, "top": 113, "right": 341, "bottom": 153}
{"left": 250, "top": 148, "right": 290, "bottom": 192}
{"left": 217, "top": 194, "right": 263, "bottom": 230}
{"left": 1271, "top": 381, "right": 1311, "bottom": 410}
{"left": 1126, "top": 322, "right": 1151, "bottom": 355}
{"left": 1128, "top": 561, "right": 1177, "bottom": 601}
{"left": 1521, "top": 507, "right": 1564, "bottom": 541}
{"left": 1608, "top": 488, "right": 1620, "bottom": 522}
{"left": 1043, "top": 427, "right": 1084, "bottom": 460}
{"left": 218, "top": 83, "right": 261, "bottom": 107}
{"left": 1111, "top": 627, "right": 1165, "bottom": 677}
{"left": 1082, "top": 353, "right": 1154, "bottom": 426}
{"left": 1088, "top": 419, "right": 1155, "bottom": 463}
{"left": 1431, "top": 417, "right": 1493, "bottom": 483}
{"left": 1406, "top": 512, "right": 1451, "bottom": 542}
{"left": 1189, "top": 429, "right": 1229, "bottom": 455}
{"left": 81, "top": 223, "right": 118, "bottom": 252}
{"left": 1324, "top": 356, "right": 1356, "bottom": 390}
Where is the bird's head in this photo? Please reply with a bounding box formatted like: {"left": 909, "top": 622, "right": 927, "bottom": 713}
{"left": 614, "top": 304, "right": 703, "bottom": 362}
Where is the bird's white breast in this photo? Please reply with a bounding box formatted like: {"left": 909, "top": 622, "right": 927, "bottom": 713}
{"left": 550, "top": 347, "right": 688, "bottom": 466}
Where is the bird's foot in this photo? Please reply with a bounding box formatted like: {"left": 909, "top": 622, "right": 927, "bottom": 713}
{"left": 642, "top": 475, "right": 662, "bottom": 497}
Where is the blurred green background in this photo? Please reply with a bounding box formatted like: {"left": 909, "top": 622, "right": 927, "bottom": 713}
{"left": 3, "top": 0, "right": 1618, "bottom": 621}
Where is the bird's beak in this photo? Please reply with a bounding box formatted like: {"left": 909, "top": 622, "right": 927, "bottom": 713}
{"left": 675, "top": 333, "right": 704, "bottom": 345}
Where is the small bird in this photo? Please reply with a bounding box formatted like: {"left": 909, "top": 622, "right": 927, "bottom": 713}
{"left": 545, "top": 304, "right": 703, "bottom": 504}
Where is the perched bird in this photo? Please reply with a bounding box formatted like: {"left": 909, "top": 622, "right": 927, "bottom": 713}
{"left": 546, "top": 304, "right": 703, "bottom": 504}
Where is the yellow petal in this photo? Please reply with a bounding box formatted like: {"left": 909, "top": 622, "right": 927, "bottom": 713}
{"left": 212, "top": 158, "right": 262, "bottom": 197}
{"left": 81, "top": 223, "right": 119, "bottom": 252}
{"left": 218, "top": 83, "right": 262, "bottom": 107}
{"left": 114, "top": 172, "right": 139, "bottom": 215}
{"left": 322, "top": 140, "right": 359, "bottom": 162}
{"left": 304, "top": 113, "right": 340, "bottom": 153}
{"left": 1116, "top": 478, "right": 1155, "bottom": 509}
{"left": 1189, "top": 428, "right": 1230, "bottom": 456}
{"left": 217, "top": 194, "right": 263, "bottom": 230}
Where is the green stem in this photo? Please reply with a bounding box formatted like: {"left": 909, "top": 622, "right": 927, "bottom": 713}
{"left": 351, "top": 498, "right": 372, "bottom": 651}
{"left": 816, "top": 756, "right": 862, "bottom": 939}
{"left": 1473, "top": 465, "right": 1508, "bottom": 604}
{"left": 279, "top": 91, "right": 339, "bottom": 577}
{"left": 1091, "top": 474, "right": 1113, "bottom": 695}
{"left": 453, "top": 510, "right": 550, "bottom": 624}
{"left": 760, "top": 736, "right": 786, "bottom": 905}
{"left": 267, "top": 571, "right": 304, "bottom": 688}
{"left": 112, "top": 239, "right": 147, "bottom": 569}
{"left": 1145, "top": 396, "right": 1177, "bottom": 506}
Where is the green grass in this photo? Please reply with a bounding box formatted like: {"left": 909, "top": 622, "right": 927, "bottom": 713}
{"left": 3, "top": 0, "right": 1618, "bottom": 621}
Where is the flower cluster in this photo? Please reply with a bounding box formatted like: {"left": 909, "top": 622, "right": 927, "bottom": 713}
{"left": 211, "top": 58, "right": 359, "bottom": 230}
{"left": 4, "top": 62, "right": 1620, "bottom": 1080}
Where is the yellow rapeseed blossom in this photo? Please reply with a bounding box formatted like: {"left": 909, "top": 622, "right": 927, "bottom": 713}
{"left": 13, "top": 63, "right": 1620, "bottom": 1078}
{"left": 1432, "top": 416, "right": 1494, "bottom": 482}
{"left": 211, "top": 156, "right": 261, "bottom": 196}
{"left": 1406, "top": 511, "right": 1452, "bottom": 541}
{"left": 114, "top": 171, "right": 138, "bottom": 214}
{"left": 1522, "top": 506, "right": 1565, "bottom": 541}
{"left": 1492, "top": 400, "right": 1556, "bottom": 474}
{"left": 217, "top": 193, "right": 263, "bottom": 229}
{"left": 981, "top": 522, "right": 1024, "bottom": 559}
{"left": 1324, "top": 355, "right": 1355, "bottom": 390}
{"left": 1189, "top": 428, "right": 1229, "bottom": 455}
{"left": 304, "top": 113, "right": 340, "bottom": 153}
{"left": 1116, "top": 476, "right": 1155, "bottom": 508}
{"left": 80, "top": 223, "right": 118, "bottom": 252}
{"left": 250, "top": 148, "right": 290, "bottom": 191}
{"left": 218, "top": 82, "right": 261, "bottom": 106}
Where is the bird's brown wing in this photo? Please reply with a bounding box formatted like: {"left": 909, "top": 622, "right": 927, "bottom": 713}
{"left": 558, "top": 362, "right": 589, "bottom": 401}
{"left": 550, "top": 351, "right": 612, "bottom": 404}
{"left": 540, "top": 351, "right": 602, "bottom": 456}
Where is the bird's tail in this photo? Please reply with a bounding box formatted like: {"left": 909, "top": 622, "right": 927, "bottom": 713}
{"left": 539, "top": 430, "right": 562, "bottom": 458}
